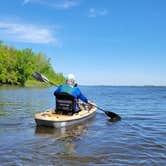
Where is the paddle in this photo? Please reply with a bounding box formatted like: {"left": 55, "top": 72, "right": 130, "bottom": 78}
{"left": 32, "top": 72, "right": 57, "bottom": 86}
{"left": 33, "top": 72, "right": 121, "bottom": 121}
{"left": 89, "top": 102, "right": 121, "bottom": 122}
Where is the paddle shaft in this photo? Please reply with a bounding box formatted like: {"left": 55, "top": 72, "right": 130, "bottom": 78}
{"left": 89, "top": 102, "right": 106, "bottom": 113}
{"left": 88, "top": 102, "right": 121, "bottom": 121}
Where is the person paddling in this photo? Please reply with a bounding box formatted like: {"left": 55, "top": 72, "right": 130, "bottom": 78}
{"left": 33, "top": 72, "right": 121, "bottom": 120}
{"left": 54, "top": 74, "right": 89, "bottom": 113}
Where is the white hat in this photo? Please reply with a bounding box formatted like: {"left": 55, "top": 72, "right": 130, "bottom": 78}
{"left": 66, "top": 74, "right": 75, "bottom": 81}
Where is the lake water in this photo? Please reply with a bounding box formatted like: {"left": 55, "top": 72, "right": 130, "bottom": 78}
{"left": 0, "top": 86, "right": 166, "bottom": 166}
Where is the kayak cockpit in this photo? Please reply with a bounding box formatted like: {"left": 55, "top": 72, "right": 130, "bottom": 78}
{"left": 34, "top": 103, "right": 96, "bottom": 128}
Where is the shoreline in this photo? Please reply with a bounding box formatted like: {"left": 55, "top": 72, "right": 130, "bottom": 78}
{"left": 1, "top": 84, "right": 166, "bottom": 88}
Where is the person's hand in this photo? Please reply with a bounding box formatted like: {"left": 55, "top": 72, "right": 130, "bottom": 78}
{"left": 87, "top": 100, "right": 91, "bottom": 104}
{"left": 87, "top": 100, "right": 97, "bottom": 108}
{"left": 87, "top": 100, "right": 93, "bottom": 109}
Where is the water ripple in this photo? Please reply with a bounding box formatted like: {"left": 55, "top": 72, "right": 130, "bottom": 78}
{"left": 1, "top": 86, "right": 166, "bottom": 165}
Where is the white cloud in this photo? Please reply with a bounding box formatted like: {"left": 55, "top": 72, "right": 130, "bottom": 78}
{"left": 0, "top": 21, "right": 58, "bottom": 44}
{"left": 22, "top": 0, "right": 80, "bottom": 9}
{"left": 22, "top": 0, "right": 30, "bottom": 5}
{"left": 51, "top": 0, "right": 79, "bottom": 9}
{"left": 88, "top": 8, "right": 108, "bottom": 18}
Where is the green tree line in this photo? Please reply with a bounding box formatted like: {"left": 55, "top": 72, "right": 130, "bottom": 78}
{"left": 0, "top": 40, "right": 65, "bottom": 86}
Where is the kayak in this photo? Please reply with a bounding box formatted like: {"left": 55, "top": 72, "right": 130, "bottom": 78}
{"left": 35, "top": 116, "right": 96, "bottom": 137}
{"left": 34, "top": 103, "right": 97, "bottom": 128}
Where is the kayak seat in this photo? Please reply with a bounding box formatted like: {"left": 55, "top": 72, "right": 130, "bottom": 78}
{"left": 54, "top": 92, "right": 76, "bottom": 115}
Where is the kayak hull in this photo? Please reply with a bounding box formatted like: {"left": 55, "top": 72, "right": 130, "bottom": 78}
{"left": 35, "top": 111, "right": 95, "bottom": 128}
{"left": 34, "top": 103, "right": 96, "bottom": 128}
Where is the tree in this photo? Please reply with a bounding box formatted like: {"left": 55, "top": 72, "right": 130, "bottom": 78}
{"left": 0, "top": 41, "right": 65, "bottom": 86}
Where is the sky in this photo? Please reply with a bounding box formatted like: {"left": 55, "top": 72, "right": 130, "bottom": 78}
{"left": 0, "top": 0, "right": 166, "bottom": 85}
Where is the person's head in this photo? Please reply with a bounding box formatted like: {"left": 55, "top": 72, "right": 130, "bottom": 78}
{"left": 66, "top": 73, "right": 75, "bottom": 86}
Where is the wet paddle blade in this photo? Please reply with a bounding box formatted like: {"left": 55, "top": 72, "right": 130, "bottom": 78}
{"left": 33, "top": 72, "right": 57, "bottom": 86}
{"left": 89, "top": 102, "right": 121, "bottom": 122}
{"left": 104, "top": 111, "right": 121, "bottom": 122}
{"left": 33, "top": 72, "right": 49, "bottom": 83}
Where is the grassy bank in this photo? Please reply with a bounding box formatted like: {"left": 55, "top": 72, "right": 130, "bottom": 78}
{"left": 24, "top": 80, "right": 52, "bottom": 87}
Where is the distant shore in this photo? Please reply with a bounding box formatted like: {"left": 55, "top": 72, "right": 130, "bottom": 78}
{"left": 1, "top": 83, "right": 166, "bottom": 88}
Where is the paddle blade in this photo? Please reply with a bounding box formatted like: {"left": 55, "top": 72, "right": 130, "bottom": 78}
{"left": 33, "top": 72, "right": 49, "bottom": 83}
{"left": 104, "top": 111, "right": 121, "bottom": 122}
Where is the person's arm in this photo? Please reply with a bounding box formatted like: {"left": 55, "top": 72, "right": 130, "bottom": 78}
{"left": 76, "top": 87, "right": 88, "bottom": 103}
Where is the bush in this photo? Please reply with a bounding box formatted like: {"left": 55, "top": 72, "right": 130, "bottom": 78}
{"left": 0, "top": 41, "right": 65, "bottom": 86}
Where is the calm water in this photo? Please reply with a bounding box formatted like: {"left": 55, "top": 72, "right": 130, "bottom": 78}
{"left": 0, "top": 86, "right": 166, "bottom": 166}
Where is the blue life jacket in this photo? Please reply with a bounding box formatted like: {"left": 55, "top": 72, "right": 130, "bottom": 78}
{"left": 54, "top": 83, "right": 88, "bottom": 111}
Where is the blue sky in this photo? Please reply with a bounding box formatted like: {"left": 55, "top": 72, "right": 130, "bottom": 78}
{"left": 0, "top": 0, "right": 166, "bottom": 85}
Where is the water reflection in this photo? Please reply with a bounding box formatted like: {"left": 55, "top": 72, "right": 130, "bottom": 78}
{"left": 35, "top": 116, "right": 96, "bottom": 154}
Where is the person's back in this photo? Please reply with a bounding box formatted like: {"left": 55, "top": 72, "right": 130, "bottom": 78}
{"left": 54, "top": 74, "right": 88, "bottom": 112}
